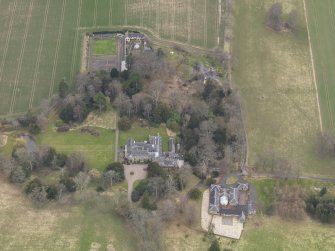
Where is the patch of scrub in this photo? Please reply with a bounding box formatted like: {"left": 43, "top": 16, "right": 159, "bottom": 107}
{"left": 0, "top": 135, "right": 8, "bottom": 148}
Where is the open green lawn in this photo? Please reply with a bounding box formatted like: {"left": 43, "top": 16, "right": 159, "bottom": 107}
{"left": 233, "top": 0, "right": 335, "bottom": 177}
{"left": 93, "top": 39, "right": 117, "bottom": 55}
{"left": 0, "top": 0, "right": 223, "bottom": 116}
{"left": 36, "top": 127, "right": 115, "bottom": 171}
{"left": 119, "top": 123, "right": 170, "bottom": 152}
{"left": 305, "top": 0, "right": 335, "bottom": 135}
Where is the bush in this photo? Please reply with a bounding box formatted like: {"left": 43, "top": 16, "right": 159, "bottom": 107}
{"left": 206, "top": 178, "right": 216, "bottom": 187}
{"left": 131, "top": 190, "right": 141, "bottom": 202}
{"left": 118, "top": 117, "right": 132, "bottom": 131}
{"left": 123, "top": 73, "right": 143, "bottom": 96}
{"left": 208, "top": 239, "right": 221, "bottom": 251}
{"left": 46, "top": 185, "right": 58, "bottom": 200}
{"left": 320, "top": 187, "right": 327, "bottom": 197}
{"left": 59, "top": 104, "right": 74, "bottom": 123}
{"left": 105, "top": 162, "right": 125, "bottom": 181}
{"left": 10, "top": 166, "right": 27, "bottom": 184}
{"left": 189, "top": 188, "right": 202, "bottom": 200}
{"left": 147, "top": 162, "right": 166, "bottom": 178}
{"left": 96, "top": 185, "right": 105, "bottom": 192}
{"left": 60, "top": 177, "right": 76, "bottom": 192}
{"left": 25, "top": 178, "right": 43, "bottom": 194}
{"left": 213, "top": 128, "right": 227, "bottom": 145}
{"left": 56, "top": 153, "right": 67, "bottom": 167}
{"left": 133, "top": 180, "right": 148, "bottom": 199}
{"left": 211, "top": 171, "right": 219, "bottom": 178}
{"left": 56, "top": 125, "right": 70, "bottom": 133}
{"left": 110, "top": 68, "right": 119, "bottom": 78}
{"left": 141, "top": 193, "right": 157, "bottom": 210}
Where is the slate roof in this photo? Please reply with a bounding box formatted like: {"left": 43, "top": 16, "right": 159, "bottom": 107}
{"left": 209, "top": 178, "right": 255, "bottom": 217}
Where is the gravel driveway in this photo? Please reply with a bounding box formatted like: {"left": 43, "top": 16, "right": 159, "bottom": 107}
{"left": 124, "top": 164, "right": 147, "bottom": 201}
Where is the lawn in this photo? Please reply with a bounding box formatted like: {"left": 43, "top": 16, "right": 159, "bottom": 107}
{"left": 119, "top": 123, "right": 170, "bottom": 152}
{"left": 92, "top": 39, "right": 117, "bottom": 55}
{"left": 0, "top": 0, "right": 223, "bottom": 116}
{"left": 36, "top": 127, "right": 115, "bottom": 171}
{"left": 305, "top": 1, "right": 335, "bottom": 135}
{"left": 232, "top": 0, "right": 335, "bottom": 177}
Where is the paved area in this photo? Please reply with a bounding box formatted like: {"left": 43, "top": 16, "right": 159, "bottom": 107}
{"left": 201, "top": 190, "right": 243, "bottom": 239}
{"left": 124, "top": 164, "right": 147, "bottom": 201}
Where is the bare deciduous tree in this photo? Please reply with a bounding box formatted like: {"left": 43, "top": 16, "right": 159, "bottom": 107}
{"left": 74, "top": 171, "right": 91, "bottom": 193}
{"left": 149, "top": 80, "right": 164, "bottom": 106}
{"left": 274, "top": 185, "right": 306, "bottom": 220}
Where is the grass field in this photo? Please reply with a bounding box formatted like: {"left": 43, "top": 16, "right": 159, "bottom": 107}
{"left": 93, "top": 39, "right": 117, "bottom": 55}
{"left": 232, "top": 0, "right": 335, "bottom": 176}
{"left": 36, "top": 127, "right": 115, "bottom": 171}
{"left": 0, "top": 180, "right": 137, "bottom": 251}
{"left": 0, "top": 0, "right": 224, "bottom": 116}
{"left": 305, "top": 0, "right": 335, "bottom": 135}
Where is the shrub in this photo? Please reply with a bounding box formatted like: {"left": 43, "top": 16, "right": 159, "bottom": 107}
{"left": 96, "top": 185, "right": 105, "bottom": 192}
{"left": 141, "top": 193, "right": 157, "bottom": 210}
{"left": 189, "top": 188, "right": 202, "bottom": 200}
{"left": 60, "top": 177, "right": 76, "bottom": 192}
{"left": 118, "top": 117, "right": 132, "bottom": 131}
{"left": 56, "top": 153, "right": 67, "bottom": 167}
{"left": 147, "top": 162, "right": 166, "bottom": 178}
{"left": 208, "top": 239, "right": 221, "bottom": 251}
{"left": 59, "top": 104, "right": 74, "bottom": 123}
{"left": 206, "top": 178, "right": 216, "bottom": 187}
{"left": 320, "top": 187, "right": 327, "bottom": 197}
{"left": 133, "top": 180, "right": 148, "bottom": 198}
{"left": 25, "top": 178, "right": 43, "bottom": 194}
{"left": 10, "top": 166, "right": 27, "bottom": 184}
{"left": 211, "top": 171, "right": 219, "bottom": 178}
{"left": 105, "top": 162, "right": 125, "bottom": 181}
{"left": 131, "top": 190, "right": 141, "bottom": 202}
{"left": 56, "top": 125, "right": 70, "bottom": 133}
{"left": 213, "top": 128, "right": 227, "bottom": 145}
{"left": 46, "top": 185, "right": 58, "bottom": 200}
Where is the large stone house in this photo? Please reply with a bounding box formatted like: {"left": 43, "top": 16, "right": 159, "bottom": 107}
{"left": 124, "top": 134, "right": 184, "bottom": 168}
{"left": 209, "top": 178, "right": 256, "bottom": 222}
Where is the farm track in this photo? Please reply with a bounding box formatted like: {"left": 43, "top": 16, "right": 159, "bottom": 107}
{"left": 77, "top": 25, "right": 211, "bottom": 53}
{"left": 49, "top": 0, "right": 67, "bottom": 98}
{"left": 0, "top": 0, "right": 17, "bottom": 101}
{"left": 125, "top": 0, "right": 128, "bottom": 25}
{"left": 109, "top": 0, "right": 113, "bottom": 26}
{"left": 9, "top": 0, "right": 35, "bottom": 114}
{"left": 140, "top": 0, "right": 144, "bottom": 27}
{"left": 93, "top": 0, "right": 97, "bottom": 27}
{"left": 204, "top": 0, "right": 207, "bottom": 47}
{"left": 70, "top": 0, "right": 83, "bottom": 82}
{"left": 29, "top": 0, "right": 50, "bottom": 109}
{"left": 305, "top": 0, "right": 329, "bottom": 132}
{"left": 187, "top": 0, "right": 191, "bottom": 43}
